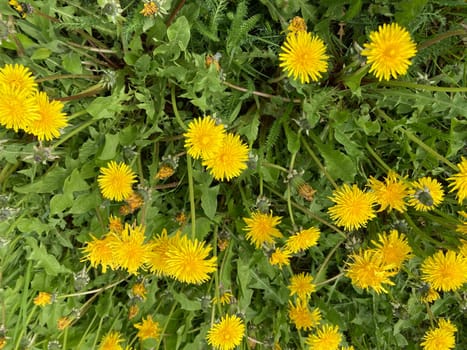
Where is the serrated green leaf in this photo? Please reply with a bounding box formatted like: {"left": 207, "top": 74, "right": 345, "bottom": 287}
{"left": 31, "top": 47, "right": 51, "bottom": 60}
{"left": 167, "top": 16, "right": 190, "bottom": 51}
{"left": 201, "top": 185, "right": 219, "bottom": 220}
{"left": 14, "top": 167, "right": 68, "bottom": 194}
{"left": 16, "top": 218, "right": 50, "bottom": 235}
{"left": 62, "top": 52, "right": 82, "bottom": 74}
{"left": 99, "top": 133, "right": 120, "bottom": 160}
{"left": 172, "top": 290, "right": 201, "bottom": 311}
{"left": 25, "top": 237, "right": 71, "bottom": 276}
{"left": 63, "top": 168, "right": 90, "bottom": 194}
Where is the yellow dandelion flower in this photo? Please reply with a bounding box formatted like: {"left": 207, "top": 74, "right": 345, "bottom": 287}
{"left": 98, "top": 161, "right": 137, "bottom": 201}
{"left": 108, "top": 215, "right": 123, "bottom": 233}
{"left": 408, "top": 177, "right": 444, "bottom": 211}
{"left": 33, "top": 292, "right": 52, "bottom": 307}
{"left": 420, "top": 250, "right": 467, "bottom": 292}
{"left": 328, "top": 184, "right": 376, "bottom": 231}
{"left": 206, "top": 314, "right": 245, "bottom": 350}
{"left": 368, "top": 172, "right": 408, "bottom": 212}
{"left": 361, "top": 23, "right": 417, "bottom": 81}
{"left": 288, "top": 300, "right": 321, "bottom": 331}
{"left": 420, "top": 285, "right": 440, "bottom": 303}
{"left": 346, "top": 249, "right": 397, "bottom": 294}
{"left": 128, "top": 304, "right": 139, "bottom": 320}
{"left": 456, "top": 211, "right": 467, "bottom": 235}
{"left": 0, "top": 85, "right": 39, "bottom": 132}
{"left": 285, "top": 227, "right": 320, "bottom": 253}
{"left": 306, "top": 324, "right": 342, "bottom": 350}
{"left": 57, "top": 316, "right": 72, "bottom": 330}
{"left": 184, "top": 116, "right": 225, "bottom": 160}
{"left": 110, "top": 224, "right": 151, "bottom": 274}
{"left": 125, "top": 191, "right": 144, "bottom": 212}
{"left": 287, "top": 16, "right": 307, "bottom": 34}
{"left": 341, "top": 347, "right": 355, "bottom": 350}
{"left": 99, "top": 331, "right": 124, "bottom": 350}
{"left": 421, "top": 319, "right": 457, "bottom": 350}
{"left": 147, "top": 229, "right": 178, "bottom": 276}
{"left": 371, "top": 230, "right": 412, "bottom": 270}
{"left": 279, "top": 31, "right": 329, "bottom": 84}
{"left": 297, "top": 182, "right": 316, "bottom": 201}
{"left": 131, "top": 282, "right": 147, "bottom": 300}
{"left": 243, "top": 211, "right": 282, "bottom": 248}
{"left": 134, "top": 315, "right": 160, "bottom": 340}
{"left": 448, "top": 157, "right": 467, "bottom": 203}
{"left": 0, "top": 63, "right": 37, "bottom": 93}
{"left": 166, "top": 235, "right": 217, "bottom": 284}
{"left": 203, "top": 133, "right": 249, "bottom": 181}
{"left": 269, "top": 248, "right": 292, "bottom": 267}
{"left": 155, "top": 164, "right": 175, "bottom": 180}
{"left": 288, "top": 272, "right": 316, "bottom": 300}
{"left": 81, "top": 234, "right": 119, "bottom": 273}
{"left": 140, "top": 1, "right": 158, "bottom": 16}
{"left": 212, "top": 291, "right": 233, "bottom": 305}
{"left": 458, "top": 240, "right": 467, "bottom": 258}
{"left": 26, "top": 92, "right": 68, "bottom": 141}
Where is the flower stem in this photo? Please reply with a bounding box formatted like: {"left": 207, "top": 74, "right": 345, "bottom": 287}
{"left": 364, "top": 143, "right": 392, "bottom": 173}
{"left": 301, "top": 137, "right": 338, "bottom": 189}
{"left": 187, "top": 155, "right": 196, "bottom": 239}
{"left": 223, "top": 80, "right": 302, "bottom": 103}
{"left": 171, "top": 85, "right": 187, "bottom": 130}
{"left": 52, "top": 118, "right": 97, "bottom": 149}
{"left": 378, "top": 80, "right": 467, "bottom": 92}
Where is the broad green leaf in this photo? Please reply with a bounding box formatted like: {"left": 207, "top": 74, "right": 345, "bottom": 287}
{"left": 284, "top": 123, "right": 300, "bottom": 153}
{"left": 16, "top": 218, "right": 50, "bottom": 235}
{"left": 320, "top": 147, "right": 356, "bottom": 182}
{"left": 63, "top": 169, "right": 90, "bottom": 194}
{"left": 25, "top": 237, "right": 71, "bottom": 276}
{"left": 62, "top": 52, "right": 82, "bottom": 74}
{"left": 69, "top": 192, "right": 100, "bottom": 214}
{"left": 172, "top": 290, "right": 201, "bottom": 311}
{"left": 14, "top": 167, "right": 68, "bottom": 194}
{"left": 31, "top": 47, "right": 51, "bottom": 60}
{"left": 167, "top": 16, "right": 190, "bottom": 51}
{"left": 99, "top": 133, "right": 120, "bottom": 160}
{"left": 201, "top": 185, "right": 219, "bottom": 220}
{"left": 50, "top": 193, "right": 73, "bottom": 214}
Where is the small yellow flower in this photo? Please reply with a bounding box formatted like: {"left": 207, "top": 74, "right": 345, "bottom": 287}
{"left": 456, "top": 211, "right": 467, "bottom": 235}
{"left": 306, "top": 324, "right": 342, "bottom": 350}
{"left": 269, "top": 248, "right": 292, "bottom": 267}
{"left": 203, "top": 133, "right": 249, "bottom": 181}
{"left": 140, "top": 1, "right": 159, "bottom": 17}
{"left": 288, "top": 272, "right": 316, "bottom": 300}
{"left": 184, "top": 116, "right": 225, "bottom": 160}
{"left": 361, "top": 23, "right": 417, "bottom": 81}
{"left": 0, "top": 63, "right": 37, "bottom": 93}
{"left": 371, "top": 230, "right": 412, "bottom": 270}
{"left": 421, "top": 319, "right": 457, "bottom": 350}
{"left": 279, "top": 31, "right": 329, "bottom": 83}
{"left": 131, "top": 282, "right": 147, "bottom": 300}
{"left": 108, "top": 215, "right": 123, "bottom": 233}
{"left": 420, "top": 250, "right": 467, "bottom": 292}
{"left": 328, "top": 184, "right": 376, "bottom": 231}
{"left": 285, "top": 227, "right": 320, "bottom": 253}
{"left": 98, "top": 161, "right": 137, "bottom": 201}
{"left": 98, "top": 331, "right": 124, "bottom": 350}
{"left": 243, "top": 211, "right": 282, "bottom": 248}
{"left": 448, "top": 157, "right": 467, "bottom": 203}
{"left": 407, "top": 177, "right": 444, "bottom": 211}
{"left": 420, "top": 285, "right": 440, "bottom": 303}
{"left": 155, "top": 164, "right": 175, "bottom": 180}
{"left": 212, "top": 291, "right": 233, "bottom": 305}
{"left": 81, "top": 234, "right": 119, "bottom": 273}
{"left": 0, "top": 85, "right": 39, "bottom": 132}
{"left": 206, "top": 314, "right": 245, "bottom": 350}
{"left": 125, "top": 191, "right": 144, "bottom": 212}
{"left": 287, "top": 16, "right": 307, "bottom": 34}
{"left": 134, "top": 315, "right": 160, "bottom": 340}
{"left": 128, "top": 304, "right": 139, "bottom": 320}
{"left": 368, "top": 171, "right": 408, "bottom": 212}
{"left": 288, "top": 300, "right": 321, "bottom": 331}
{"left": 33, "top": 292, "right": 52, "bottom": 307}
{"left": 147, "top": 229, "right": 177, "bottom": 276}
{"left": 57, "top": 316, "right": 72, "bottom": 330}
{"left": 346, "top": 249, "right": 397, "bottom": 294}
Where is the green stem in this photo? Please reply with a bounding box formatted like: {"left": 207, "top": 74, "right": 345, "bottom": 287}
{"left": 417, "top": 29, "right": 466, "bottom": 51}
{"left": 261, "top": 162, "right": 288, "bottom": 173}
{"left": 315, "top": 272, "right": 345, "bottom": 287}
{"left": 186, "top": 155, "right": 196, "bottom": 239}
{"left": 14, "top": 306, "right": 38, "bottom": 350}
{"left": 0, "top": 161, "right": 20, "bottom": 190}
{"left": 156, "top": 301, "right": 178, "bottom": 349}
{"left": 364, "top": 143, "right": 392, "bottom": 173}
{"left": 378, "top": 80, "right": 467, "bottom": 92}
{"left": 58, "top": 278, "right": 127, "bottom": 299}
{"left": 315, "top": 240, "right": 345, "bottom": 285}
{"left": 301, "top": 137, "right": 338, "bottom": 189}
{"left": 287, "top": 134, "right": 300, "bottom": 228}
{"left": 171, "top": 85, "right": 187, "bottom": 130}
{"left": 52, "top": 118, "right": 96, "bottom": 149}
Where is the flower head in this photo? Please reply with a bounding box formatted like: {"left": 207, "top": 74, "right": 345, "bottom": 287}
{"left": 206, "top": 314, "right": 245, "bottom": 350}
{"left": 81, "top": 234, "right": 119, "bottom": 273}
{"left": 361, "top": 23, "right": 417, "bottom": 81}
{"left": 288, "top": 300, "right": 321, "bottom": 331}
{"left": 368, "top": 172, "right": 408, "bottom": 212}
{"left": 306, "top": 324, "right": 342, "bottom": 350}
{"left": 184, "top": 116, "right": 225, "bottom": 160}
{"left": 212, "top": 290, "right": 233, "bottom": 305}
{"left": 288, "top": 272, "right": 316, "bottom": 300}
{"left": 408, "top": 177, "right": 444, "bottom": 211}
{"left": 371, "top": 230, "right": 412, "bottom": 270}
{"left": 134, "top": 315, "right": 160, "bottom": 340}
{"left": 0, "top": 63, "right": 37, "bottom": 93}
{"left": 203, "top": 133, "right": 249, "bottom": 181}
{"left": 285, "top": 227, "right": 320, "bottom": 253}
{"left": 421, "top": 319, "right": 457, "bottom": 350}
{"left": 346, "top": 249, "right": 397, "bottom": 294}
{"left": 269, "top": 248, "right": 292, "bottom": 267}
{"left": 420, "top": 285, "right": 440, "bottom": 303}
{"left": 33, "top": 292, "right": 52, "bottom": 307}
{"left": 243, "top": 211, "right": 282, "bottom": 248}
{"left": 420, "top": 250, "right": 467, "bottom": 292}
{"left": 26, "top": 91, "right": 68, "bottom": 141}
{"left": 328, "top": 184, "right": 376, "bottom": 231}
{"left": 456, "top": 211, "right": 467, "bottom": 235}
{"left": 108, "top": 215, "right": 123, "bottom": 233}
{"left": 131, "top": 282, "right": 147, "bottom": 301}
{"left": 279, "top": 31, "right": 329, "bottom": 83}
{"left": 287, "top": 16, "right": 307, "bottom": 34}
{"left": 98, "top": 161, "right": 137, "bottom": 201}
{"left": 448, "top": 157, "right": 467, "bottom": 203}
{"left": 165, "top": 235, "right": 217, "bottom": 284}
{"left": 98, "top": 331, "right": 124, "bottom": 350}
{"left": 0, "top": 85, "right": 39, "bottom": 132}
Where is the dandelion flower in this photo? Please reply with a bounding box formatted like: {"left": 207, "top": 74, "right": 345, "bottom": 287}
{"left": 285, "top": 227, "right": 320, "bottom": 253}
{"left": 33, "top": 292, "right": 52, "bottom": 307}
{"left": 346, "top": 249, "right": 397, "bottom": 294}
{"left": 99, "top": 331, "right": 124, "bottom": 350}
{"left": 408, "top": 177, "right": 444, "bottom": 211}
{"left": 98, "top": 161, "right": 137, "bottom": 201}
{"left": 57, "top": 316, "right": 73, "bottom": 330}
{"left": 288, "top": 300, "right": 321, "bottom": 331}
{"left": 456, "top": 211, "right": 467, "bottom": 235}
{"left": 81, "top": 234, "right": 119, "bottom": 273}
{"left": 368, "top": 172, "right": 408, "bottom": 212}
{"left": 306, "top": 324, "right": 342, "bottom": 350}
{"left": 108, "top": 215, "right": 123, "bottom": 233}
{"left": 243, "top": 211, "right": 282, "bottom": 248}
{"left": 287, "top": 16, "right": 307, "bottom": 34}
{"left": 147, "top": 229, "right": 177, "bottom": 276}
{"left": 448, "top": 157, "right": 467, "bottom": 203}
{"left": 0, "top": 85, "right": 39, "bottom": 132}
{"left": 131, "top": 283, "right": 147, "bottom": 300}
{"left": 184, "top": 116, "right": 225, "bottom": 160}
{"left": 420, "top": 285, "right": 440, "bottom": 303}
{"left": 212, "top": 290, "right": 233, "bottom": 305}
{"left": 328, "top": 184, "right": 376, "bottom": 231}
{"left": 134, "top": 315, "right": 160, "bottom": 340}
{"left": 155, "top": 164, "right": 175, "bottom": 180}
{"left": 288, "top": 272, "right": 316, "bottom": 300}
{"left": 203, "top": 133, "right": 249, "bottom": 181}
{"left": 140, "top": 1, "right": 158, "bottom": 16}
{"left": 371, "top": 230, "right": 412, "bottom": 270}
{"left": 420, "top": 319, "right": 457, "bottom": 350}
{"left": 279, "top": 31, "right": 329, "bottom": 83}
{"left": 206, "top": 314, "right": 245, "bottom": 350}
{"left": 269, "top": 248, "right": 292, "bottom": 267}
{"left": 361, "top": 23, "right": 417, "bottom": 81}
{"left": 110, "top": 224, "right": 152, "bottom": 275}
{"left": 166, "top": 235, "right": 217, "bottom": 284}
{"left": 0, "top": 63, "right": 37, "bottom": 93}
{"left": 420, "top": 250, "right": 467, "bottom": 292}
